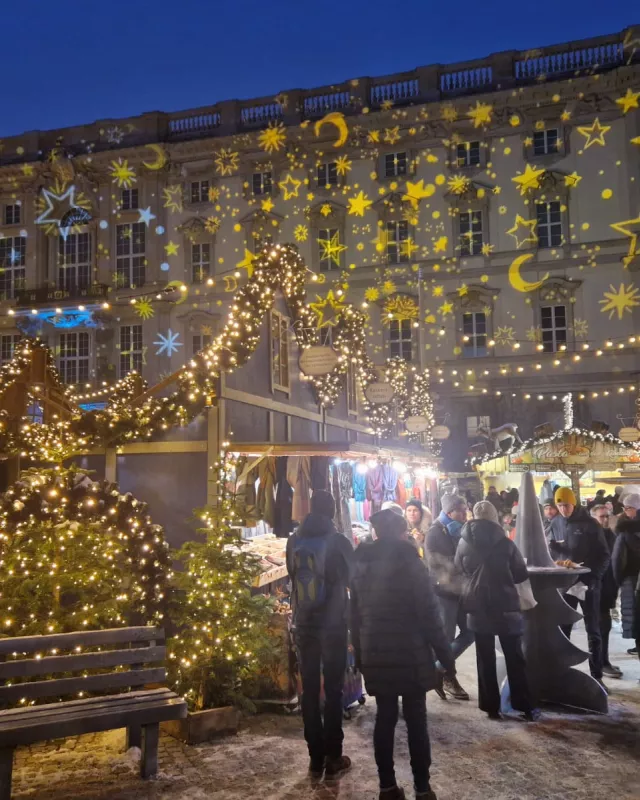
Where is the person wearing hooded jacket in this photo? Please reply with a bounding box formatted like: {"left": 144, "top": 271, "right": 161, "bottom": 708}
{"left": 352, "top": 508, "right": 455, "bottom": 800}
{"left": 286, "top": 490, "right": 354, "bottom": 779}
{"left": 611, "top": 515, "right": 640, "bottom": 667}
{"left": 547, "top": 486, "right": 610, "bottom": 687}
{"left": 455, "top": 502, "right": 539, "bottom": 721}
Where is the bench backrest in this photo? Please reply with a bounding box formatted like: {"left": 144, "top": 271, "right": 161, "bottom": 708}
{"left": 0, "top": 627, "right": 167, "bottom": 706}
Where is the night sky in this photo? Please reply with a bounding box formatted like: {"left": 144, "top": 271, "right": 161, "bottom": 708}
{"left": 1, "top": 1, "right": 635, "bottom": 137}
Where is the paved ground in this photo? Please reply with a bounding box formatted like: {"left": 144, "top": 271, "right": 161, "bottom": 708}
{"left": 12, "top": 626, "right": 640, "bottom": 800}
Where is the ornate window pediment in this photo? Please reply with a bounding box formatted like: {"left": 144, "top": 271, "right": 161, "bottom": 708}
{"left": 240, "top": 208, "right": 283, "bottom": 251}
{"left": 447, "top": 284, "right": 500, "bottom": 310}
{"left": 538, "top": 277, "right": 581, "bottom": 304}
{"left": 177, "top": 216, "right": 210, "bottom": 244}
{"left": 445, "top": 177, "right": 491, "bottom": 206}
{"left": 307, "top": 200, "right": 346, "bottom": 226}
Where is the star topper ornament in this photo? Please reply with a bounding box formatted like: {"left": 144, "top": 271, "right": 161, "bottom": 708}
{"left": 309, "top": 290, "right": 346, "bottom": 328}
{"left": 35, "top": 184, "right": 88, "bottom": 240}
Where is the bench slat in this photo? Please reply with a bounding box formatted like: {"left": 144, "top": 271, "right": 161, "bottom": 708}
{"left": 0, "top": 667, "right": 166, "bottom": 705}
{"left": 0, "top": 695, "right": 186, "bottom": 748}
{"left": 0, "top": 627, "right": 164, "bottom": 657}
{"left": 0, "top": 688, "right": 174, "bottom": 721}
{"left": 0, "top": 646, "right": 165, "bottom": 680}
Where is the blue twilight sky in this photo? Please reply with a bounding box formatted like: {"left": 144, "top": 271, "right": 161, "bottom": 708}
{"left": 1, "top": 1, "right": 636, "bottom": 138}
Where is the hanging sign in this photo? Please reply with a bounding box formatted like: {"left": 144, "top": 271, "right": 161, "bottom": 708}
{"left": 299, "top": 346, "right": 339, "bottom": 376}
{"left": 619, "top": 427, "right": 640, "bottom": 443}
{"left": 365, "top": 381, "right": 395, "bottom": 404}
{"left": 432, "top": 425, "right": 451, "bottom": 441}
{"left": 405, "top": 415, "right": 430, "bottom": 434}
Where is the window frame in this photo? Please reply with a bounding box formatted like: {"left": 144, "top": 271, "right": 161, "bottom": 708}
{"left": 119, "top": 324, "right": 143, "bottom": 377}
{"left": 115, "top": 222, "right": 146, "bottom": 288}
{"left": 456, "top": 141, "right": 481, "bottom": 168}
{"left": 270, "top": 310, "right": 290, "bottom": 393}
{"left": 0, "top": 333, "right": 21, "bottom": 365}
{"left": 120, "top": 188, "right": 139, "bottom": 211}
{"left": 190, "top": 179, "right": 211, "bottom": 205}
{"left": 533, "top": 128, "right": 559, "bottom": 157}
{"left": 252, "top": 170, "right": 273, "bottom": 196}
{"left": 316, "top": 161, "right": 339, "bottom": 188}
{"left": 57, "top": 331, "right": 91, "bottom": 385}
{"left": 57, "top": 231, "right": 91, "bottom": 290}
{"left": 389, "top": 318, "right": 413, "bottom": 361}
{"left": 191, "top": 241, "right": 211, "bottom": 283}
{"left": 317, "top": 227, "right": 343, "bottom": 272}
{"left": 462, "top": 311, "right": 488, "bottom": 357}
{"left": 0, "top": 236, "right": 26, "bottom": 299}
{"left": 540, "top": 304, "right": 568, "bottom": 353}
{"left": 536, "top": 200, "right": 563, "bottom": 249}
{"left": 459, "top": 210, "right": 484, "bottom": 256}
{"left": 192, "top": 333, "right": 213, "bottom": 354}
{"left": 3, "top": 203, "right": 21, "bottom": 226}
{"left": 383, "top": 151, "right": 408, "bottom": 179}
{"left": 386, "top": 220, "right": 410, "bottom": 264}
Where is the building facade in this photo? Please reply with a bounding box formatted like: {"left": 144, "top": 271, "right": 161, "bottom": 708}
{"left": 0, "top": 25, "right": 639, "bottom": 470}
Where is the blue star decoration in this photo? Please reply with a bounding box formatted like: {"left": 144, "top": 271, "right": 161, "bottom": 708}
{"left": 154, "top": 329, "right": 183, "bottom": 356}
{"left": 138, "top": 207, "right": 156, "bottom": 227}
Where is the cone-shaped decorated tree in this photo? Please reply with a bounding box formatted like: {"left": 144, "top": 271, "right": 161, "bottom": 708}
{"left": 168, "top": 451, "right": 273, "bottom": 710}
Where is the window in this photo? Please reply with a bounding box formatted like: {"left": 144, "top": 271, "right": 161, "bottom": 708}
{"left": 384, "top": 152, "right": 407, "bottom": 178}
{"left": 317, "top": 228, "right": 342, "bottom": 271}
{"left": 346, "top": 361, "right": 358, "bottom": 413}
{"left": 533, "top": 129, "right": 559, "bottom": 156}
{"left": 26, "top": 400, "right": 44, "bottom": 425}
{"left": 0, "top": 236, "right": 26, "bottom": 299}
{"left": 58, "top": 332, "right": 90, "bottom": 384}
{"left": 190, "top": 180, "right": 210, "bottom": 204}
{"left": 317, "top": 162, "right": 338, "bottom": 187}
{"left": 4, "top": 204, "right": 21, "bottom": 225}
{"left": 192, "top": 334, "right": 212, "bottom": 354}
{"left": 318, "top": 327, "right": 333, "bottom": 347}
{"left": 467, "top": 415, "right": 490, "bottom": 438}
{"left": 116, "top": 222, "right": 146, "bottom": 287}
{"left": 191, "top": 243, "right": 211, "bottom": 283}
{"left": 536, "top": 201, "right": 562, "bottom": 248}
{"left": 541, "top": 305, "right": 567, "bottom": 352}
{"left": 252, "top": 171, "right": 272, "bottom": 196}
{"left": 0, "top": 334, "right": 21, "bottom": 364}
{"left": 386, "top": 221, "right": 409, "bottom": 263}
{"left": 389, "top": 319, "right": 412, "bottom": 361}
{"left": 459, "top": 211, "right": 483, "bottom": 256}
{"left": 120, "top": 189, "right": 139, "bottom": 210}
{"left": 463, "top": 312, "right": 487, "bottom": 357}
{"left": 58, "top": 232, "right": 91, "bottom": 290}
{"left": 119, "top": 325, "right": 143, "bottom": 376}
{"left": 457, "top": 141, "right": 481, "bottom": 167}
{"left": 270, "top": 311, "right": 290, "bottom": 390}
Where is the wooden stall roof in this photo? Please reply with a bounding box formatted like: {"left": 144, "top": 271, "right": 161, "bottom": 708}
{"left": 230, "top": 441, "right": 440, "bottom": 465}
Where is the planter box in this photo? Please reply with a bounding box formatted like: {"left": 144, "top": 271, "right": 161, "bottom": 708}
{"left": 161, "top": 706, "right": 240, "bottom": 744}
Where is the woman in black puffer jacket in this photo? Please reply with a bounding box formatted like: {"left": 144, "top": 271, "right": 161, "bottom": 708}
{"left": 455, "top": 501, "right": 539, "bottom": 721}
{"left": 612, "top": 517, "right": 640, "bottom": 662}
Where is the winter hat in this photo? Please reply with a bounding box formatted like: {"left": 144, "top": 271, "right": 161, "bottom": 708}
{"left": 615, "top": 485, "right": 624, "bottom": 495}
{"left": 473, "top": 501, "right": 499, "bottom": 525}
{"left": 370, "top": 508, "right": 408, "bottom": 538}
{"left": 310, "top": 489, "right": 336, "bottom": 518}
{"left": 554, "top": 486, "right": 577, "bottom": 505}
{"left": 406, "top": 498, "right": 424, "bottom": 515}
{"left": 441, "top": 494, "right": 466, "bottom": 515}
{"left": 622, "top": 493, "right": 640, "bottom": 510}
{"left": 381, "top": 501, "right": 405, "bottom": 516}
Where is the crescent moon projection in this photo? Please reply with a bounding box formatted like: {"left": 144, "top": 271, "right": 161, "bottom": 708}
{"left": 142, "top": 144, "right": 168, "bottom": 171}
{"left": 314, "top": 112, "right": 348, "bottom": 148}
{"left": 223, "top": 275, "right": 238, "bottom": 293}
{"left": 165, "top": 280, "right": 188, "bottom": 304}
{"left": 508, "top": 253, "right": 549, "bottom": 292}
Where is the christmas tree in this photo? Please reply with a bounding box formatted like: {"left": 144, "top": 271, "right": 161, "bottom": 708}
{"left": 168, "top": 451, "right": 273, "bottom": 710}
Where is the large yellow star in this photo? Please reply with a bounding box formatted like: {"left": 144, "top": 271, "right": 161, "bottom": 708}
{"left": 564, "top": 171, "right": 582, "bottom": 189}
{"left": 347, "top": 190, "right": 373, "bottom": 217}
{"left": 438, "top": 300, "right": 454, "bottom": 316}
{"left": 237, "top": 249, "right": 257, "bottom": 277}
{"left": 278, "top": 173, "right": 302, "bottom": 200}
{"left": 317, "top": 231, "right": 347, "bottom": 267}
{"left": 632, "top": 136, "right": 640, "bottom": 146}
{"left": 467, "top": 102, "right": 493, "bottom": 128}
{"left": 599, "top": 283, "right": 640, "bottom": 320}
{"left": 309, "top": 290, "right": 345, "bottom": 328}
{"left": 615, "top": 88, "right": 640, "bottom": 115}
{"left": 507, "top": 215, "right": 538, "bottom": 249}
{"left": 512, "top": 164, "right": 546, "bottom": 195}
{"left": 164, "top": 241, "right": 179, "bottom": 256}
{"left": 402, "top": 179, "right": 435, "bottom": 208}
{"left": 261, "top": 197, "right": 275, "bottom": 213}
{"left": 433, "top": 236, "right": 448, "bottom": 253}
{"left": 577, "top": 118, "right": 611, "bottom": 149}
{"left": 610, "top": 216, "right": 640, "bottom": 268}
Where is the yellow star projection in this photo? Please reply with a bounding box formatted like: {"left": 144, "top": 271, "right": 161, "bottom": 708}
{"left": 616, "top": 88, "right": 640, "bottom": 114}
{"left": 317, "top": 231, "right": 347, "bottom": 266}
{"left": 309, "top": 290, "right": 345, "bottom": 328}
{"left": 447, "top": 175, "right": 471, "bottom": 195}
{"left": 403, "top": 179, "right": 435, "bottom": 208}
{"left": 507, "top": 215, "right": 538, "bottom": 249}
{"left": 236, "top": 249, "right": 257, "bottom": 277}
{"left": 335, "top": 155, "right": 352, "bottom": 176}
{"left": 163, "top": 185, "right": 183, "bottom": 213}
{"left": 258, "top": 123, "right": 287, "bottom": 153}
{"left": 512, "top": 164, "right": 546, "bottom": 195}
{"left": 577, "top": 118, "right": 611, "bottom": 149}
{"left": 110, "top": 158, "right": 136, "bottom": 188}
{"left": 599, "top": 283, "right": 640, "bottom": 319}
{"left": 278, "top": 174, "right": 302, "bottom": 200}
{"left": 214, "top": 148, "right": 240, "bottom": 175}
{"left": 134, "top": 298, "right": 155, "bottom": 320}
{"left": 348, "top": 191, "right": 373, "bottom": 216}
{"left": 564, "top": 172, "right": 582, "bottom": 189}
{"left": 467, "top": 102, "right": 493, "bottom": 128}
{"left": 610, "top": 216, "right": 640, "bottom": 268}
{"left": 384, "top": 295, "right": 419, "bottom": 322}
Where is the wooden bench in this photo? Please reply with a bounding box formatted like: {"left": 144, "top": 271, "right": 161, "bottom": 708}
{"left": 0, "top": 626, "right": 187, "bottom": 799}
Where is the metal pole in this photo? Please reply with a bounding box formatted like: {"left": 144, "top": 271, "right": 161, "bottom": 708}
{"left": 417, "top": 265, "right": 425, "bottom": 372}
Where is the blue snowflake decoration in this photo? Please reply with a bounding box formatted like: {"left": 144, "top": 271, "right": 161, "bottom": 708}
{"left": 154, "top": 329, "right": 183, "bottom": 356}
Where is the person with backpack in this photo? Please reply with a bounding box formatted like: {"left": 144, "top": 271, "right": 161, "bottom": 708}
{"left": 286, "top": 489, "right": 354, "bottom": 779}
{"left": 352, "top": 508, "right": 455, "bottom": 800}
{"left": 455, "top": 501, "right": 540, "bottom": 721}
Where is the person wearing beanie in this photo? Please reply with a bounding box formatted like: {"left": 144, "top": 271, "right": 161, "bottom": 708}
{"left": 548, "top": 486, "right": 610, "bottom": 689}
{"left": 286, "top": 489, "right": 354, "bottom": 778}
{"left": 605, "top": 485, "right": 625, "bottom": 515}
{"left": 612, "top": 514, "right": 640, "bottom": 667}
{"left": 352, "top": 508, "right": 454, "bottom": 800}
{"left": 485, "top": 486, "right": 503, "bottom": 513}
{"left": 425, "top": 493, "right": 473, "bottom": 700}
{"left": 542, "top": 501, "right": 558, "bottom": 533}
{"left": 405, "top": 499, "right": 433, "bottom": 558}
{"left": 455, "top": 502, "right": 539, "bottom": 721}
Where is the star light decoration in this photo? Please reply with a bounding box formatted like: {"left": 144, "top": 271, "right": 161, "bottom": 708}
{"left": 347, "top": 191, "right": 373, "bottom": 216}
{"left": 467, "top": 102, "right": 493, "bottom": 128}
{"left": 154, "top": 329, "right": 184, "bottom": 356}
{"left": 615, "top": 88, "right": 640, "bottom": 115}
{"left": 109, "top": 158, "right": 136, "bottom": 188}
{"left": 35, "top": 183, "right": 92, "bottom": 240}
{"left": 162, "top": 185, "right": 183, "bottom": 213}
{"left": 403, "top": 180, "right": 435, "bottom": 208}
{"left": 383, "top": 295, "right": 419, "bottom": 322}
{"left": 258, "top": 122, "right": 287, "bottom": 153}
{"left": 610, "top": 216, "right": 640, "bottom": 268}
{"left": 599, "top": 283, "right": 640, "bottom": 320}
{"left": 512, "top": 164, "right": 546, "bottom": 195}
{"left": 214, "top": 148, "right": 240, "bottom": 176}
{"left": 507, "top": 215, "right": 538, "bottom": 249}
{"left": 317, "top": 231, "right": 347, "bottom": 267}
{"left": 309, "top": 290, "right": 346, "bottom": 328}
{"left": 577, "top": 118, "right": 611, "bottom": 149}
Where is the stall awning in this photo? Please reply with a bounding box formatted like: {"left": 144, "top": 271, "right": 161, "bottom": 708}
{"left": 229, "top": 441, "right": 439, "bottom": 465}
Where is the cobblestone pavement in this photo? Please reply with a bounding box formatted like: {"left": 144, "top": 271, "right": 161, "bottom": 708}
{"left": 12, "top": 628, "right": 640, "bottom": 800}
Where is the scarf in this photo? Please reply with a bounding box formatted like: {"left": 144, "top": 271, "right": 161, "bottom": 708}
{"left": 438, "top": 510, "right": 463, "bottom": 543}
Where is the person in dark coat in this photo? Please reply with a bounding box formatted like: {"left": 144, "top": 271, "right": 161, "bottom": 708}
{"left": 605, "top": 485, "right": 625, "bottom": 515}
{"left": 485, "top": 486, "right": 503, "bottom": 513}
{"left": 286, "top": 490, "right": 354, "bottom": 778}
{"left": 612, "top": 516, "right": 640, "bottom": 666}
{"left": 547, "top": 487, "right": 610, "bottom": 687}
{"left": 590, "top": 504, "right": 623, "bottom": 678}
{"left": 425, "top": 493, "right": 472, "bottom": 700}
{"left": 352, "top": 508, "right": 455, "bottom": 800}
{"left": 455, "top": 501, "right": 539, "bottom": 721}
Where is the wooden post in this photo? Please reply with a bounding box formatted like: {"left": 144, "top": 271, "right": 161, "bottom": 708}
{"left": 140, "top": 723, "right": 159, "bottom": 779}
{"left": 105, "top": 448, "right": 117, "bottom": 483}
{"left": 0, "top": 748, "right": 13, "bottom": 800}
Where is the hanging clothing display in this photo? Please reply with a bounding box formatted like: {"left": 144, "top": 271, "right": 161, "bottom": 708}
{"left": 338, "top": 462, "right": 354, "bottom": 543}
{"left": 287, "top": 456, "right": 312, "bottom": 524}
{"left": 330, "top": 463, "right": 344, "bottom": 534}
{"left": 366, "top": 464, "right": 384, "bottom": 515}
{"left": 256, "top": 457, "right": 276, "bottom": 528}
{"left": 273, "top": 456, "right": 293, "bottom": 538}
{"left": 310, "top": 456, "right": 330, "bottom": 493}
{"left": 395, "top": 478, "right": 407, "bottom": 508}
{"left": 381, "top": 464, "right": 399, "bottom": 503}
{"left": 352, "top": 467, "right": 368, "bottom": 522}
{"left": 235, "top": 456, "right": 259, "bottom": 525}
